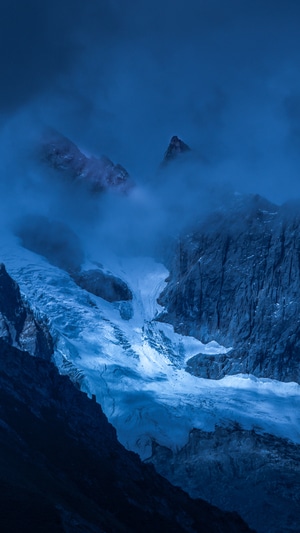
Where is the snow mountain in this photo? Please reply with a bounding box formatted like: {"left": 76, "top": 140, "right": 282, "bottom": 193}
{"left": 40, "top": 130, "right": 134, "bottom": 194}
{"left": 159, "top": 193, "right": 300, "bottom": 383}
{"left": 0, "top": 134, "right": 299, "bottom": 532}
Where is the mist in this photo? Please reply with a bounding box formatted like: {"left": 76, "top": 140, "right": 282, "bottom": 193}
{"left": 1, "top": 0, "right": 300, "bottom": 261}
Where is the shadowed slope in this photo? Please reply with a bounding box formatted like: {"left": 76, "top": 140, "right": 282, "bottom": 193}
{"left": 0, "top": 338, "right": 252, "bottom": 533}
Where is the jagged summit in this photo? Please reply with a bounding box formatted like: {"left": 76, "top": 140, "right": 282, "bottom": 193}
{"left": 162, "top": 135, "right": 191, "bottom": 164}
{"left": 40, "top": 130, "right": 134, "bottom": 194}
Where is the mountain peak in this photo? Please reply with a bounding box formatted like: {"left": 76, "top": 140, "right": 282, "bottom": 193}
{"left": 40, "top": 130, "right": 134, "bottom": 194}
{"left": 162, "top": 135, "right": 191, "bottom": 164}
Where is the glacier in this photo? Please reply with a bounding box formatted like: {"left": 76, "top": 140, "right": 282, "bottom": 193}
{"left": 1, "top": 238, "right": 300, "bottom": 460}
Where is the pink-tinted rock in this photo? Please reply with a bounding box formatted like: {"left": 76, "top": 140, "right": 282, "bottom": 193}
{"left": 41, "top": 131, "right": 134, "bottom": 194}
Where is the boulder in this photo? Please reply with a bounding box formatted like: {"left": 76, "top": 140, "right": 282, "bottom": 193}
{"left": 73, "top": 269, "right": 132, "bottom": 303}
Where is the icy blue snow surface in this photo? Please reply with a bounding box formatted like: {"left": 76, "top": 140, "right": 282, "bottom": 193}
{"left": 2, "top": 241, "right": 300, "bottom": 459}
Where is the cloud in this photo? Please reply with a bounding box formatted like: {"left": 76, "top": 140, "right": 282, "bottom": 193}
{"left": 31, "top": 0, "right": 300, "bottom": 200}
{"left": 0, "top": 0, "right": 119, "bottom": 113}
{"left": 2, "top": 0, "right": 300, "bottom": 262}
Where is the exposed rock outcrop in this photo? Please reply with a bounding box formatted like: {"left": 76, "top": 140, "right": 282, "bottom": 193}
{"left": 162, "top": 135, "right": 191, "bottom": 165}
{"left": 0, "top": 338, "right": 252, "bottom": 533}
{"left": 73, "top": 269, "right": 132, "bottom": 303}
{"left": 41, "top": 130, "right": 134, "bottom": 194}
{"left": 158, "top": 194, "right": 300, "bottom": 383}
{"left": 0, "top": 263, "right": 53, "bottom": 359}
{"left": 15, "top": 216, "right": 132, "bottom": 304}
{"left": 148, "top": 425, "right": 300, "bottom": 533}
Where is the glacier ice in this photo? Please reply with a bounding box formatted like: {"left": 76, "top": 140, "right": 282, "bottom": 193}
{"left": 1, "top": 241, "right": 300, "bottom": 459}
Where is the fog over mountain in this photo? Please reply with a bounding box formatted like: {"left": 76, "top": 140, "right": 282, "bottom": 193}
{"left": 1, "top": 3, "right": 300, "bottom": 532}
{"left": 2, "top": 1, "right": 300, "bottom": 246}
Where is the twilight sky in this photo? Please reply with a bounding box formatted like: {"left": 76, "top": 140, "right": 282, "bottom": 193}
{"left": 1, "top": 0, "right": 300, "bottom": 225}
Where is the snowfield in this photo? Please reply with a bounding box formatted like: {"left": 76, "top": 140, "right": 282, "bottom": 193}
{"left": 2, "top": 240, "right": 300, "bottom": 459}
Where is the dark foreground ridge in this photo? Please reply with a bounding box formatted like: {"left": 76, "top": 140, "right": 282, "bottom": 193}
{"left": 0, "top": 338, "right": 252, "bottom": 533}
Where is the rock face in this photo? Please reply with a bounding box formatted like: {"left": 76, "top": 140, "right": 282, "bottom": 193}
{"left": 73, "top": 269, "right": 133, "bottom": 303}
{"left": 41, "top": 131, "right": 134, "bottom": 194}
{"left": 0, "top": 263, "right": 53, "bottom": 359}
{"left": 148, "top": 425, "right": 300, "bottom": 533}
{"left": 0, "top": 338, "right": 252, "bottom": 533}
{"left": 159, "top": 193, "right": 300, "bottom": 383}
{"left": 162, "top": 135, "right": 191, "bottom": 164}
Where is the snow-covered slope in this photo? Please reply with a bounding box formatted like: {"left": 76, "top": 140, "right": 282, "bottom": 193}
{"left": 2, "top": 240, "right": 300, "bottom": 461}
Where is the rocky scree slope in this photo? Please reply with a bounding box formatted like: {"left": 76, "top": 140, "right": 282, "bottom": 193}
{"left": 159, "top": 193, "right": 300, "bottom": 383}
{"left": 0, "top": 337, "right": 252, "bottom": 533}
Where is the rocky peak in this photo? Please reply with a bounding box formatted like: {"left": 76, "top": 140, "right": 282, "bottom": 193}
{"left": 162, "top": 135, "right": 191, "bottom": 164}
{"left": 41, "top": 130, "right": 134, "bottom": 194}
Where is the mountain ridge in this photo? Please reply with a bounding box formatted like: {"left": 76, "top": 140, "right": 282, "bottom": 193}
{"left": 158, "top": 193, "right": 300, "bottom": 383}
{"left": 1, "top": 134, "right": 300, "bottom": 532}
{"left": 0, "top": 337, "right": 252, "bottom": 533}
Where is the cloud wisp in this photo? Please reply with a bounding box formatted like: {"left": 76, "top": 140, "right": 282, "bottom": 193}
{"left": 1, "top": 1, "right": 300, "bottom": 259}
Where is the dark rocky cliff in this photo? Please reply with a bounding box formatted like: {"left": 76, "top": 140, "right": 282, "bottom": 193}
{"left": 159, "top": 193, "right": 300, "bottom": 383}
{"left": 0, "top": 263, "right": 53, "bottom": 359}
{"left": 0, "top": 338, "right": 252, "bottom": 533}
